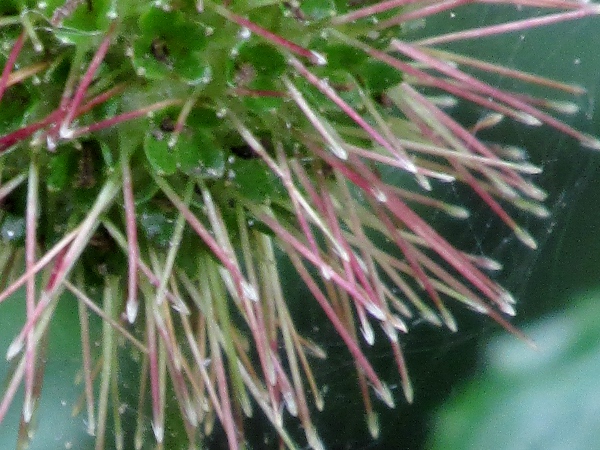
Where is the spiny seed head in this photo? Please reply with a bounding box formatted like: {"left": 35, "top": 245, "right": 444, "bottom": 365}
{"left": 0, "top": 1, "right": 598, "bottom": 449}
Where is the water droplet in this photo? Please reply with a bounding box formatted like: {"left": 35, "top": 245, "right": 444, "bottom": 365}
{"left": 59, "top": 125, "right": 74, "bottom": 139}
{"left": 238, "top": 27, "right": 251, "bottom": 40}
{"left": 2, "top": 216, "right": 24, "bottom": 242}
{"left": 154, "top": 0, "right": 172, "bottom": 11}
{"left": 46, "top": 135, "right": 57, "bottom": 151}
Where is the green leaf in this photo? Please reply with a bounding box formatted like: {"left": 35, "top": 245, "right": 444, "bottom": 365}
{"left": 47, "top": 147, "right": 76, "bottom": 191}
{"left": 299, "top": 0, "right": 336, "bottom": 20}
{"left": 428, "top": 290, "right": 600, "bottom": 450}
{"left": 139, "top": 205, "right": 176, "bottom": 248}
{"left": 176, "top": 129, "right": 225, "bottom": 179}
{"left": 139, "top": 7, "right": 182, "bottom": 37}
{"left": 173, "top": 51, "right": 212, "bottom": 86}
{"left": 319, "top": 44, "right": 368, "bottom": 71}
{"left": 358, "top": 60, "right": 403, "bottom": 94}
{"left": 144, "top": 130, "right": 177, "bottom": 176}
{"left": 236, "top": 42, "right": 286, "bottom": 78}
{"left": 133, "top": 7, "right": 210, "bottom": 85}
{"left": 45, "top": 0, "right": 113, "bottom": 33}
{"left": 229, "top": 159, "right": 282, "bottom": 203}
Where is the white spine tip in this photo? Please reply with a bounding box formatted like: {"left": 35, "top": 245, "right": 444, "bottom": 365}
{"left": 516, "top": 112, "right": 542, "bottom": 127}
{"left": 581, "top": 134, "right": 600, "bottom": 151}
{"left": 500, "top": 290, "right": 517, "bottom": 305}
{"left": 423, "top": 310, "right": 443, "bottom": 327}
{"left": 284, "top": 392, "right": 298, "bottom": 417}
{"left": 530, "top": 204, "right": 550, "bottom": 218}
{"left": 470, "top": 301, "right": 489, "bottom": 314}
{"left": 390, "top": 314, "right": 408, "bottom": 333}
{"left": 126, "top": 300, "right": 138, "bottom": 323}
{"left": 521, "top": 163, "right": 542, "bottom": 175}
{"left": 309, "top": 50, "right": 327, "bottom": 66}
{"left": 416, "top": 173, "right": 432, "bottom": 191}
{"left": 242, "top": 281, "right": 258, "bottom": 302}
{"left": 376, "top": 383, "right": 395, "bottom": 408}
{"left": 151, "top": 422, "right": 164, "bottom": 443}
{"left": 361, "top": 322, "right": 375, "bottom": 346}
{"left": 442, "top": 311, "right": 458, "bottom": 332}
{"left": 6, "top": 338, "right": 23, "bottom": 360}
{"left": 516, "top": 228, "right": 537, "bottom": 250}
{"left": 403, "top": 378, "right": 414, "bottom": 404}
{"left": 365, "top": 302, "right": 385, "bottom": 320}
{"left": 328, "top": 144, "right": 348, "bottom": 160}
{"left": 23, "top": 397, "right": 34, "bottom": 423}
{"left": 447, "top": 206, "right": 470, "bottom": 219}
{"left": 551, "top": 101, "right": 579, "bottom": 115}
{"left": 383, "top": 322, "right": 398, "bottom": 343}
{"left": 316, "top": 394, "right": 325, "bottom": 411}
{"left": 185, "top": 399, "right": 198, "bottom": 426}
{"left": 474, "top": 256, "right": 502, "bottom": 271}
{"left": 500, "top": 302, "right": 516, "bottom": 316}
{"left": 46, "top": 135, "right": 57, "bottom": 151}
{"left": 367, "top": 412, "right": 380, "bottom": 439}
{"left": 307, "top": 428, "right": 325, "bottom": 450}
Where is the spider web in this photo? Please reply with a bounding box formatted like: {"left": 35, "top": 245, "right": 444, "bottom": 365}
{"left": 296, "top": 8, "right": 600, "bottom": 450}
